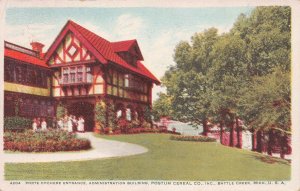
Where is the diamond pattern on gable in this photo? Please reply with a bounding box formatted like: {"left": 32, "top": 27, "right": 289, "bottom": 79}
{"left": 68, "top": 45, "right": 77, "bottom": 56}
{"left": 47, "top": 31, "right": 95, "bottom": 65}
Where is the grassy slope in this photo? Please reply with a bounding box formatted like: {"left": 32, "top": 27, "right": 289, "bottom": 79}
{"left": 5, "top": 134, "right": 290, "bottom": 180}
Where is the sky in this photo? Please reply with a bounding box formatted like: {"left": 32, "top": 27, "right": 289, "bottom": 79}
{"left": 5, "top": 7, "right": 254, "bottom": 100}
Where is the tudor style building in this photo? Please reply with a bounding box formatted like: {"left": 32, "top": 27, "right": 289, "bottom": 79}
{"left": 4, "top": 20, "right": 160, "bottom": 131}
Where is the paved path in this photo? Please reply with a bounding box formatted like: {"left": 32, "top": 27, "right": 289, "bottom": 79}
{"left": 3, "top": 133, "right": 148, "bottom": 163}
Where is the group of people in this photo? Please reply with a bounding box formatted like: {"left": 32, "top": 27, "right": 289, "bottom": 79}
{"left": 57, "top": 115, "right": 85, "bottom": 133}
{"left": 32, "top": 115, "right": 85, "bottom": 133}
{"left": 32, "top": 118, "right": 48, "bottom": 131}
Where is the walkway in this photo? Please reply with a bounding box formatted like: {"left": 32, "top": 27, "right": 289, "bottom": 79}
{"left": 3, "top": 133, "right": 148, "bottom": 163}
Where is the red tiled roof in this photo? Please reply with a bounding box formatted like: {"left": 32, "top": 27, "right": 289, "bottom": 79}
{"left": 68, "top": 20, "right": 159, "bottom": 84}
{"left": 111, "top": 39, "right": 144, "bottom": 60}
{"left": 136, "top": 61, "right": 160, "bottom": 84}
{"left": 111, "top": 40, "right": 136, "bottom": 52}
{"left": 4, "top": 48, "right": 48, "bottom": 68}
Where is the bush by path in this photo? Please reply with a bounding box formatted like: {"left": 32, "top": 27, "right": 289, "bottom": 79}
{"left": 170, "top": 135, "right": 216, "bottom": 142}
{"left": 4, "top": 129, "right": 91, "bottom": 152}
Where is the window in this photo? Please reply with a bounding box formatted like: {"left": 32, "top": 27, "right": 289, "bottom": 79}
{"left": 15, "top": 66, "right": 23, "bottom": 83}
{"left": 77, "top": 66, "right": 83, "bottom": 82}
{"left": 4, "top": 64, "right": 12, "bottom": 82}
{"left": 42, "top": 72, "right": 48, "bottom": 88}
{"left": 70, "top": 73, "right": 76, "bottom": 83}
{"left": 36, "top": 70, "right": 43, "bottom": 87}
{"left": 77, "top": 73, "right": 83, "bottom": 82}
{"left": 30, "top": 70, "right": 37, "bottom": 85}
{"left": 61, "top": 66, "right": 92, "bottom": 84}
{"left": 86, "top": 67, "right": 92, "bottom": 83}
{"left": 70, "top": 67, "right": 76, "bottom": 73}
{"left": 86, "top": 67, "right": 91, "bottom": 72}
{"left": 113, "top": 72, "right": 118, "bottom": 85}
{"left": 124, "top": 74, "right": 129, "bottom": 87}
{"left": 118, "top": 74, "right": 124, "bottom": 87}
{"left": 77, "top": 66, "right": 83, "bottom": 72}
{"left": 63, "top": 74, "right": 68, "bottom": 83}
{"left": 63, "top": 68, "right": 69, "bottom": 74}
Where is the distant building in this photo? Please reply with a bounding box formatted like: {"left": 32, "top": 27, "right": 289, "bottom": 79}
{"left": 4, "top": 20, "right": 160, "bottom": 131}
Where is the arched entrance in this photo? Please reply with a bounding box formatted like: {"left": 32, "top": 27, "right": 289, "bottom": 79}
{"left": 68, "top": 101, "right": 94, "bottom": 131}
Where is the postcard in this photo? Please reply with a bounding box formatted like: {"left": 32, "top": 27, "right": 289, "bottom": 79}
{"left": 0, "top": 0, "right": 300, "bottom": 191}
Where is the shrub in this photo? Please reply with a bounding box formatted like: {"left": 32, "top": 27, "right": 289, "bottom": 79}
{"left": 170, "top": 135, "right": 216, "bottom": 142}
{"left": 56, "top": 103, "right": 67, "bottom": 119}
{"left": 4, "top": 116, "right": 32, "bottom": 132}
{"left": 128, "top": 119, "right": 140, "bottom": 129}
{"left": 94, "top": 101, "right": 106, "bottom": 131}
{"left": 113, "top": 129, "right": 121, "bottom": 134}
{"left": 141, "top": 121, "right": 152, "bottom": 129}
{"left": 4, "top": 129, "right": 91, "bottom": 152}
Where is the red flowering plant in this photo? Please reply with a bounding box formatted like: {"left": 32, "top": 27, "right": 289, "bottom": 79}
{"left": 4, "top": 129, "right": 91, "bottom": 152}
{"left": 117, "top": 118, "right": 129, "bottom": 133}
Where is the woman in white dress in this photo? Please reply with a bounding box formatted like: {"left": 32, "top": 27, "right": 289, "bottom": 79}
{"left": 32, "top": 118, "right": 37, "bottom": 132}
{"left": 77, "top": 116, "right": 85, "bottom": 132}
{"left": 41, "top": 118, "right": 47, "bottom": 131}
{"left": 63, "top": 115, "right": 68, "bottom": 131}
{"left": 57, "top": 118, "right": 63, "bottom": 129}
{"left": 67, "top": 117, "right": 73, "bottom": 133}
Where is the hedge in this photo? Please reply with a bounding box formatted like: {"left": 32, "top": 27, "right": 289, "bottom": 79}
{"left": 4, "top": 116, "right": 32, "bottom": 132}
{"left": 170, "top": 135, "right": 216, "bottom": 142}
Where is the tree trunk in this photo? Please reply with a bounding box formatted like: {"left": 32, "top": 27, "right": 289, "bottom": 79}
{"left": 236, "top": 117, "right": 242, "bottom": 148}
{"left": 229, "top": 121, "right": 235, "bottom": 147}
{"left": 220, "top": 121, "right": 224, "bottom": 145}
{"left": 280, "top": 134, "right": 287, "bottom": 159}
{"left": 267, "top": 129, "right": 274, "bottom": 156}
{"left": 251, "top": 128, "right": 257, "bottom": 151}
{"left": 202, "top": 119, "right": 208, "bottom": 136}
{"left": 256, "top": 130, "right": 263, "bottom": 153}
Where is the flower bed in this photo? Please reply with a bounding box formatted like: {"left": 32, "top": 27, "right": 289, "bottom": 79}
{"left": 4, "top": 129, "right": 91, "bottom": 152}
{"left": 108, "top": 127, "right": 180, "bottom": 135}
{"left": 170, "top": 135, "right": 216, "bottom": 142}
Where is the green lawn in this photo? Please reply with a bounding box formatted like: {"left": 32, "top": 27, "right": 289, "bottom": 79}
{"left": 5, "top": 134, "right": 290, "bottom": 180}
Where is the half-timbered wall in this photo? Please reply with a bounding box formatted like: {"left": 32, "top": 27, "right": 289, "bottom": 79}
{"left": 106, "top": 67, "right": 150, "bottom": 103}
{"left": 49, "top": 31, "right": 105, "bottom": 98}
{"left": 48, "top": 32, "right": 94, "bottom": 65}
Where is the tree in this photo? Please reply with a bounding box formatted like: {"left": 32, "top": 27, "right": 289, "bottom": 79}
{"left": 232, "top": 6, "right": 291, "bottom": 153}
{"left": 162, "top": 28, "right": 219, "bottom": 134}
{"left": 56, "top": 102, "right": 67, "bottom": 119}
{"left": 107, "top": 103, "right": 117, "bottom": 130}
{"left": 208, "top": 33, "right": 248, "bottom": 147}
{"left": 143, "top": 105, "right": 152, "bottom": 123}
{"left": 94, "top": 100, "right": 106, "bottom": 132}
{"left": 240, "top": 69, "right": 290, "bottom": 131}
{"left": 152, "top": 92, "right": 173, "bottom": 121}
{"left": 157, "top": 6, "right": 291, "bottom": 152}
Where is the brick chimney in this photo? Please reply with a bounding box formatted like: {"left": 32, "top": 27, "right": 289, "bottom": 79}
{"left": 30, "top": 41, "right": 44, "bottom": 58}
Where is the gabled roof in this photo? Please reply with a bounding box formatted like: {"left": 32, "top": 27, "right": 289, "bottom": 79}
{"left": 111, "top": 40, "right": 136, "bottom": 52}
{"left": 4, "top": 48, "right": 48, "bottom": 68}
{"left": 45, "top": 20, "right": 159, "bottom": 84}
{"left": 111, "top": 40, "right": 144, "bottom": 60}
